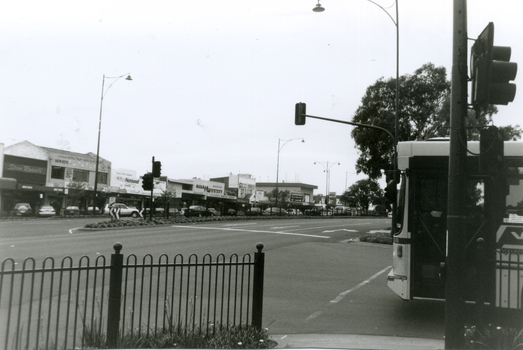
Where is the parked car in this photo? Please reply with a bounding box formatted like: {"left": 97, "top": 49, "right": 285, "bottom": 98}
{"left": 64, "top": 206, "right": 80, "bottom": 215}
{"left": 246, "top": 207, "right": 262, "bottom": 216}
{"left": 104, "top": 203, "right": 141, "bottom": 218}
{"left": 304, "top": 208, "right": 323, "bottom": 216}
{"left": 184, "top": 206, "right": 215, "bottom": 217}
{"left": 207, "top": 208, "right": 219, "bottom": 216}
{"left": 333, "top": 206, "right": 351, "bottom": 216}
{"left": 83, "top": 206, "right": 100, "bottom": 214}
{"left": 14, "top": 203, "right": 32, "bottom": 216}
{"left": 37, "top": 205, "right": 56, "bottom": 217}
{"left": 263, "top": 207, "right": 287, "bottom": 216}
{"left": 287, "top": 208, "right": 302, "bottom": 216}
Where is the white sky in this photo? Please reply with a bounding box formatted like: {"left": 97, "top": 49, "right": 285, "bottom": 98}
{"left": 1, "top": 0, "right": 521, "bottom": 195}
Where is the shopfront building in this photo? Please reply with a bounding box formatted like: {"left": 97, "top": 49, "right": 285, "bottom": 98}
{"left": 1, "top": 141, "right": 111, "bottom": 215}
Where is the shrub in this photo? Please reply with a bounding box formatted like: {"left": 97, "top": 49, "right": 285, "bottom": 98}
{"left": 359, "top": 231, "right": 392, "bottom": 245}
{"left": 82, "top": 324, "right": 277, "bottom": 349}
{"left": 465, "top": 325, "right": 523, "bottom": 349}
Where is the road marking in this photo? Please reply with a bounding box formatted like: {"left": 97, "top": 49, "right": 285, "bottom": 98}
{"left": 223, "top": 223, "right": 259, "bottom": 227}
{"left": 305, "top": 266, "right": 392, "bottom": 322}
{"left": 305, "top": 310, "right": 324, "bottom": 321}
{"left": 171, "top": 226, "right": 330, "bottom": 239}
{"left": 330, "top": 266, "right": 392, "bottom": 303}
{"left": 69, "top": 227, "right": 82, "bottom": 234}
{"left": 322, "top": 229, "right": 358, "bottom": 233}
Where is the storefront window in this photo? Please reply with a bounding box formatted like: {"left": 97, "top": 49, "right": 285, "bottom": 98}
{"left": 97, "top": 172, "right": 108, "bottom": 185}
{"left": 73, "top": 169, "right": 89, "bottom": 182}
{"left": 51, "top": 166, "right": 65, "bottom": 179}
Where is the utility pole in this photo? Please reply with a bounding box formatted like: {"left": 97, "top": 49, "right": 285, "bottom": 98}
{"left": 445, "top": 1, "right": 468, "bottom": 348}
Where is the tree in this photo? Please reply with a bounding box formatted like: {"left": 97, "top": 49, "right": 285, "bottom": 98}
{"left": 268, "top": 188, "right": 290, "bottom": 206}
{"left": 351, "top": 63, "right": 451, "bottom": 179}
{"left": 340, "top": 179, "right": 383, "bottom": 215}
{"left": 351, "top": 62, "right": 520, "bottom": 180}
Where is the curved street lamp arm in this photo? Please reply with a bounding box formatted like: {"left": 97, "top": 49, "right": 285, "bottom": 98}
{"left": 279, "top": 137, "right": 304, "bottom": 152}
{"left": 367, "top": 0, "right": 397, "bottom": 26}
{"left": 102, "top": 73, "right": 132, "bottom": 99}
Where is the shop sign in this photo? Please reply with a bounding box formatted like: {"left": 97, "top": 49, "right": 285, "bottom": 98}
{"left": 291, "top": 193, "right": 303, "bottom": 202}
{"left": 6, "top": 163, "right": 46, "bottom": 175}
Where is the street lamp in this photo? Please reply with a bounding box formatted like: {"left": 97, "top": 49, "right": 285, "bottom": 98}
{"left": 275, "top": 138, "right": 304, "bottom": 207}
{"left": 314, "top": 161, "right": 340, "bottom": 203}
{"left": 313, "top": 0, "right": 400, "bottom": 226}
{"left": 312, "top": 1, "right": 325, "bottom": 12}
{"left": 93, "top": 73, "right": 132, "bottom": 214}
{"left": 313, "top": 0, "right": 399, "bottom": 164}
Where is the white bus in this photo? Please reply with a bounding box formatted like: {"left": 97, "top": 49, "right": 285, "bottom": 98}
{"left": 387, "top": 139, "right": 523, "bottom": 311}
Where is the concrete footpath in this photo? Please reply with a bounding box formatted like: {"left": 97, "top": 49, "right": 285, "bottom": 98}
{"left": 270, "top": 334, "right": 444, "bottom": 349}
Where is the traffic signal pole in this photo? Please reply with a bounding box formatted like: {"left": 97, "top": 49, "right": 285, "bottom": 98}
{"left": 150, "top": 156, "right": 154, "bottom": 220}
{"left": 445, "top": 1, "right": 468, "bottom": 348}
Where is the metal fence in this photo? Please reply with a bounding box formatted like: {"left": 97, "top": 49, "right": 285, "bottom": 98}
{"left": 0, "top": 242, "right": 265, "bottom": 350}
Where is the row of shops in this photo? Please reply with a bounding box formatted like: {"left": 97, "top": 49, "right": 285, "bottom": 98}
{"left": 0, "top": 141, "right": 319, "bottom": 216}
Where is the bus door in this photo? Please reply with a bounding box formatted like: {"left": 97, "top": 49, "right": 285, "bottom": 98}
{"left": 410, "top": 170, "right": 448, "bottom": 299}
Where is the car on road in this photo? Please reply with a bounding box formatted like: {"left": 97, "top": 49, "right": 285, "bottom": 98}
{"left": 333, "top": 206, "right": 351, "bottom": 216}
{"left": 263, "top": 207, "right": 287, "bottom": 216}
{"left": 246, "top": 207, "right": 262, "bottom": 216}
{"left": 304, "top": 208, "right": 323, "bottom": 216}
{"left": 184, "top": 206, "right": 216, "bottom": 217}
{"left": 37, "top": 205, "right": 56, "bottom": 217}
{"left": 287, "top": 208, "right": 302, "bottom": 216}
{"left": 64, "top": 206, "right": 80, "bottom": 215}
{"left": 13, "top": 203, "right": 32, "bottom": 216}
{"left": 104, "top": 203, "right": 141, "bottom": 218}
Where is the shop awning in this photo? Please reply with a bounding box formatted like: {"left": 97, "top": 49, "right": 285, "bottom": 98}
{"left": 0, "top": 178, "right": 17, "bottom": 190}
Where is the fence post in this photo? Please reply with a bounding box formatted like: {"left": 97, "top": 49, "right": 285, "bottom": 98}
{"left": 252, "top": 243, "right": 265, "bottom": 329}
{"left": 107, "top": 242, "right": 123, "bottom": 348}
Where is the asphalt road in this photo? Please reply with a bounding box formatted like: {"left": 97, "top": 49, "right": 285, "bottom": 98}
{"left": 0, "top": 216, "right": 445, "bottom": 341}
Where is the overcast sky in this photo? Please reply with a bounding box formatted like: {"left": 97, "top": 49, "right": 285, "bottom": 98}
{"left": 2, "top": 0, "right": 521, "bottom": 195}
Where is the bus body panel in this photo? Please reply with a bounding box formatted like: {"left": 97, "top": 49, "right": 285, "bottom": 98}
{"left": 389, "top": 140, "right": 523, "bottom": 310}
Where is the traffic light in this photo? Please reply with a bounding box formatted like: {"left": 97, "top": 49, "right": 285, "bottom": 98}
{"left": 295, "top": 102, "right": 306, "bottom": 125}
{"left": 471, "top": 22, "right": 517, "bottom": 110}
{"left": 480, "top": 125, "right": 504, "bottom": 174}
{"left": 152, "top": 161, "right": 162, "bottom": 177}
{"left": 142, "top": 173, "right": 153, "bottom": 191}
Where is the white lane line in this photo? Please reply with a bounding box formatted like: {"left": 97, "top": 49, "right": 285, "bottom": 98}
{"left": 330, "top": 266, "right": 392, "bottom": 303}
{"left": 69, "top": 227, "right": 82, "bottom": 234}
{"left": 305, "top": 310, "right": 323, "bottom": 321}
{"left": 223, "top": 223, "right": 259, "bottom": 227}
{"left": 171, "top": 225, "right": 330, "bottom": 239}
{"left": 305, "top": 266, "right": 392, "bottom": 322}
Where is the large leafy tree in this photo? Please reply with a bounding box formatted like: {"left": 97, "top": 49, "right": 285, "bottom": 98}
{"left": 351, "top": 62, "right": 521, "bottom": 180}
{"left": 340, "top": 179, "right": 383, "bottom": 215}
{"left": 351, "top": 63, "right": 451, "bottom": 179}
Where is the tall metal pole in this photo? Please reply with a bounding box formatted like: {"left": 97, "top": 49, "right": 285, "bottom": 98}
{"left": 445, "top": 1, "right": 468, "bottom": 348}
{"left": 93, "top": 73, "right": 131, "bottom": 215}
{"left": 150, "top": 156, "right": 154, "bottom": 221}
{"left": 93, "top": 75, "right": 106, "bottom": 215}
{"left": 275, "top": 138, "right": 304, "bottom": 207}
{"left": 276, "top": 138, "right": 281, "bottom": 207}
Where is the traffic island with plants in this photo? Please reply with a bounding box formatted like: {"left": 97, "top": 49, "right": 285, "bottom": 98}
{"left": 464, "top": 325, "right": 523, "bottom": 350}
{"left": 82, "top": 214, "right": 373, "bottom": 230}
{"left": 358, "top": 230, "right": 393, "bottom": 245}
{"left": 82, "top": 323, "right": 277, "bottom": 349}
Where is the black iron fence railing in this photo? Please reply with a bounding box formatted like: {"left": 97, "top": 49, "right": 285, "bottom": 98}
{"left": 0, "top": 242, "right": 265, "bottom": 350}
